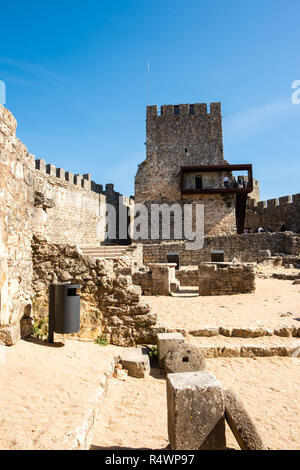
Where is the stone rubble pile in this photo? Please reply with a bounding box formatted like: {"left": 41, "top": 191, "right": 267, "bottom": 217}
{"left": 31, "top": 235, "right": 157, "bottom": 346}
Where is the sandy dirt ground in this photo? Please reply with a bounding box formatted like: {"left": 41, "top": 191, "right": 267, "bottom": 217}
{"left": 145, "top": 278, "right": 300, "bottom": 331}
{"left": 91, "top": 357, "right": 300, "bottom": 450}
{"left": 187, "top": 334, "right": 300, "bottom": 348}
{"left": 1, "top": 274, "right": 299, "bottom": 450}
{"left": 0, "top": 339, "right": 121, "bottom": 450}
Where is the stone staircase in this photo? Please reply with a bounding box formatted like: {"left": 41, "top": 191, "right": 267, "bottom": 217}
{"left": 80, "top": 244, "right": 139, "bottom": 261}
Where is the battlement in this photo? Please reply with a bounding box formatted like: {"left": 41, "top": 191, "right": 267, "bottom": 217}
{"left": 146, "top": 102, "right": 221, "bottom": 118}
{"left": 247, "top": 193, "right": 300, "bottom": 211}
{"left": 35, "top": 158, "right": 134, "bottom": 206}
{"left": 104, "top": 183, "right": 133, "bottom": 206}
{"left": 245, "top": 192, "right": 300, "bottom": 233}
{"left": 35, "top": 158, "right": 106, "bottom": 194}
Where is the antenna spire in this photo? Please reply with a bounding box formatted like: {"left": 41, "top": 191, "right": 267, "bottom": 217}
{"left": 147, "top": 61, "right": 151, "bottom": 106}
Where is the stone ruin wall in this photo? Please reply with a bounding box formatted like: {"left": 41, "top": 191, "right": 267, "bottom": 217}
{"left": 198, "top": 263, "right": 256, "bottom": 296}
{"left": 246, "top": 194, "right": 300, "bottom": 233}
{"left": 141, "top": 232, "right": 300, "bottom": 266}
{"left": 0, "top": 105, "right": 136, "bottom": 340}
{"left": 0, "top": 105, "right": 34, "bottom": 328}
{"left": 32, "top": 235, "right": 157, "bottom": 346}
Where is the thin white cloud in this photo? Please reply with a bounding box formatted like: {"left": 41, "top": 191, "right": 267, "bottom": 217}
{"left": 223, "top": 99, "right": 299, "bottom": 143}
{"left": 0, "top": 57, "right": 63, "bottom": 85}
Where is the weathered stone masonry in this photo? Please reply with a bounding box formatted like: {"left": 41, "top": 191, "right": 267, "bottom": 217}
{"left": 0, "top": 105, "right": 138, "bottom": 344}
{"left": 33, "top": 160, "right": 134, "bottom": 247}
{"left": 246, "top": 194, "right": 300, "bottom": 233}
{"left": 141, "top": 232, "right": 300, "bottom": 265}
{"left": 198, "top": 263, "right": 256, "bottom": 296}
{"left": 135, "top": 103, "right": 237, "bottom": 237}
{"left": 32, "top": 235, "right": 157, "bottom": 346}
{"left": 0, "top": 105, "right": 34, "bottom": 331}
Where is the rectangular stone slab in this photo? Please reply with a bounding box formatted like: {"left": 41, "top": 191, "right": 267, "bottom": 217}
{"left": 166, "top": 371, "right": 225, "bottom": 450}
{"left": 119, "top": 347, "right": 150, "bottom": 378}
{"left": 224, "top": 388, "right": 265, "bottom": 450}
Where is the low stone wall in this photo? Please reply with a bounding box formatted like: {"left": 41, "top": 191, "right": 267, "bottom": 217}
{"left": 198, "top": 263, "right": 256, "bottom": 296}
{"left": 132, "top": 269, "right": 153, "bottom": 295}
{"left": 31, "top": 235, "right": 157, "bottom": 346}
{"left": 175, "top": 267, "right": 198, "bottom": 286}
{"left": 132, "top": 263, "right": 179, "bottom": 295}
{"left": 141, "top": 232, "right": 300, "bottom": 266}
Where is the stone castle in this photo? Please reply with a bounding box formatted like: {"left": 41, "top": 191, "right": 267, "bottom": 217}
{"left": 0, "top": 102, "right": 299, "bottom": 346}
{"left": 136, "top": 102, "right": 257, "bottom": 237}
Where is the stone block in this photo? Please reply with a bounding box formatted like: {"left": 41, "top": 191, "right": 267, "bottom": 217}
{"left": 164, "top": 342, "right": 206, "bottom": 374}
{"left": 190, "top": 327, "right": 219, "bottom": 337}
{"left": 166, "top": 371, "right": 225, "bottom": 450}
{"left": 273, "top": 327, "right": 293, "bottom": 337}
{"left": 157, "top": 332, "right": 185, "bottom": 368}
{"left": 119, "top": 347, "right": 150, "bottom": 378}
{"left": 219, "top": 327, "right": 232, "bottom": 337}
{"left": 231, "top": 327, "right": 265, "bottom": 338}
{"left": 0, "top": 324, "right": 20, "bottom": 346}
{"left": 224, "top": 389, "right": 265, "bottom": 450}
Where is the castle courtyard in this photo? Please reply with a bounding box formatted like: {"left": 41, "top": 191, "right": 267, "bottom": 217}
{"left": 146, "top": 275, "right": 300, "bottom": 333}
{"left": 1, "top": 1, "right": 300, "bottom": 450}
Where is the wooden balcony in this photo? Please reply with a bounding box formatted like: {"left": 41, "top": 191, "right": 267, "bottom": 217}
{"left": 180, "top": 164, "right": 253, "bottom": 195}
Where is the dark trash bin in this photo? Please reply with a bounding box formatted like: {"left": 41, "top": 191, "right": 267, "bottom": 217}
{"left": 48, "top": 283, "right": 80, "bottom": 343}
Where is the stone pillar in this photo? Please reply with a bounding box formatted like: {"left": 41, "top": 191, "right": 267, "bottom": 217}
{"left": 166, "top": 371, "right": 226, "bottom": 450}
{"left": 198, "top": 263, "right": 215, "bottom": 296}
{"left": 148, "top": 263, "right": 177, "bottom": 295}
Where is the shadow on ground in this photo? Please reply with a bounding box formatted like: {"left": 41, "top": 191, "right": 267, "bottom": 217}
{"left": 24, "top": 336, "right": 65, "bottom": 348}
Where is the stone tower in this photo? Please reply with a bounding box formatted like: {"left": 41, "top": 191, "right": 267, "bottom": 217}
{"left": 135, "top": 102, "right": 226, "bottom": 204}
{"left": 134, "top": 102, "right": 254, "bottom": 237}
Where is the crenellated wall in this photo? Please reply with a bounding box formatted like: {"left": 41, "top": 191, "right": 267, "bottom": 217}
{"left": 0, "top": 105, "right": 34, "bottom": 330}
{"left": 0, "top": 105, "right": 132, "bottom": 342}
{"left": 33, "top": 158, "right": 107, "bottom": 246}
{"left": 246, "top": 194, "right": 300, "bottom": 233}
{"left": 32, "top": 160, "right": 135, "bottom": 247}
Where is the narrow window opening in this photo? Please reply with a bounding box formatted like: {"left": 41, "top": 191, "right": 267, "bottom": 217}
{"left": 195, "top": 176, "right": 202, "bottom": 190}
{"left": 174, "top": 105, "right": 180, "bottom": 115}
{"left": 189, "top": 104, "right": 195, "bottom": 115}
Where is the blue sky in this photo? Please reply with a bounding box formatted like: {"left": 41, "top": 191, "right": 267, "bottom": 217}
{"left": 0, "top": 0, "right": 299, "bottom": 200}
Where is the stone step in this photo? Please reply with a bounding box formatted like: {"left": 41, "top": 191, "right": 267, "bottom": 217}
{"left": 81, "top": 246, "right": 129, "bottom": 259}
{"left": 187, "top": 334, "right": 300, "bottom": 358}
